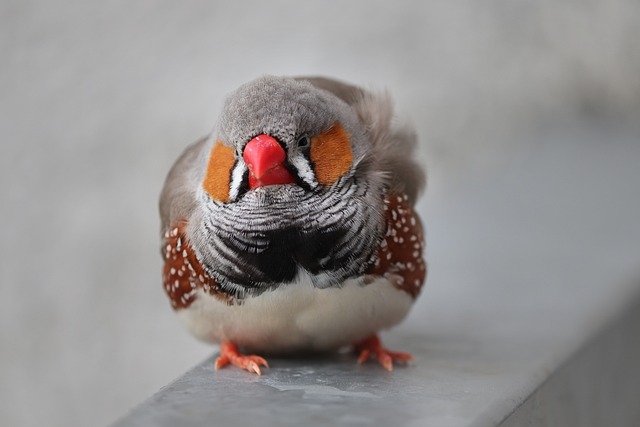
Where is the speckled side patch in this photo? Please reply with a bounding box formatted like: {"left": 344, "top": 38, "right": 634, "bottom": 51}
{"left": 366, "top": 194, "right": 426, "bottom": 298}
{"left": 162, "top": 220, "right": 232, "bottom": 309}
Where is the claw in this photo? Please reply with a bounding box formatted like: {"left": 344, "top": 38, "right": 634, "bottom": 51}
{"left": 215, "top": 341, "right": 269, "bottom": 375}
{"left": 357, "top": 348, "right": 371, "bottom": 365}
{"left": 355, "top": 335, "right": 413, "bottom": 371}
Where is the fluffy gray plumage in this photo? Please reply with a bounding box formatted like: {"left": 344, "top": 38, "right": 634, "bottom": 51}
{"left": 159, "top": 75, "right": 424, "bottom": 298}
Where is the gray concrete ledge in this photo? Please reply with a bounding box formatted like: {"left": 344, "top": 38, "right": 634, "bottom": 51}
{"left": 112, "top": 290, "right": 640, "bottom": 427}
{"left": 501, "top": 295, "right": 640, "bottom": 427}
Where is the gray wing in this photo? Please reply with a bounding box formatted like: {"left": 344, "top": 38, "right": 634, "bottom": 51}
{"left": 159, "top": 137, "right": 207, "bottom": 232}
{"left": 297, "top": 76, "right": 426, "bottom": 205}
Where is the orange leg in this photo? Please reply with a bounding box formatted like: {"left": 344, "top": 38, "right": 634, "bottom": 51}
{"left": 214, "top": 341, "right": 269, "bottom": 375}
{"left": 354, "top": 334, "right": 413, "bottom": 372}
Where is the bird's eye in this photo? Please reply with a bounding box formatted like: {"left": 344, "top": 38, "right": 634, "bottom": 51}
{"left": 297, "top": 135, "right": 311, "bottom": 148}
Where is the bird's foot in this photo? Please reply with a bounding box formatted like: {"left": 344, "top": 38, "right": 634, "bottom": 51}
{"left": 214, "top": 341, "right": 269, "bottom": 375}
{"left": 354, "top": 334, "right": 413, "bottom": 371}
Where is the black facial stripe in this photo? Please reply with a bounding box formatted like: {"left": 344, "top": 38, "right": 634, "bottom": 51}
{"left": 284, "top": 159, "right": 313, "bottom": 192}
{"left": 232, "top": 168, "right": 249, "bottom": 200}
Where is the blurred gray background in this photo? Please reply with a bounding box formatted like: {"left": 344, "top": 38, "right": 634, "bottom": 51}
{"left": 1, "top": 1, "right": 639, "bottom": 426}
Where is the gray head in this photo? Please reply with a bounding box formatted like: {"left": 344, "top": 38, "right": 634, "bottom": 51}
{"left": 198, "top": 76, "right": 374, "bottom": 203}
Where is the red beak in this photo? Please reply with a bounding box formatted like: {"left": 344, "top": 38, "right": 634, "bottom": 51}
{"left": 243, "top": 134, "right": 296, "bottom": 189}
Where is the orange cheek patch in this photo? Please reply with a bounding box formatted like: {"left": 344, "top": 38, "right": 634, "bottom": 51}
{"left": 310, "top": 123, "right": 354, "bottom": 186}
{"left": 203, "top": 140, "right": 236, "bottom": 203}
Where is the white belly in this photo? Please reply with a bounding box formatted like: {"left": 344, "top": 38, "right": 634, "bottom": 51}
{"left": 176, "top": 272, "right": 413, "bottom": 353}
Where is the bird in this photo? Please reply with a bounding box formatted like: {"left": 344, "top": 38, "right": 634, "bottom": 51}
{"left": 159, "top": 75, "right": 426, "bottom": 374}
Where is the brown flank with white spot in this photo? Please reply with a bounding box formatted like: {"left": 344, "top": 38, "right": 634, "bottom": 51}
{"left": 366, "top": 194, "right": 426, "bottom": 299}
{"left": 162, "top": 220, "right": 232, "bottom": 309}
